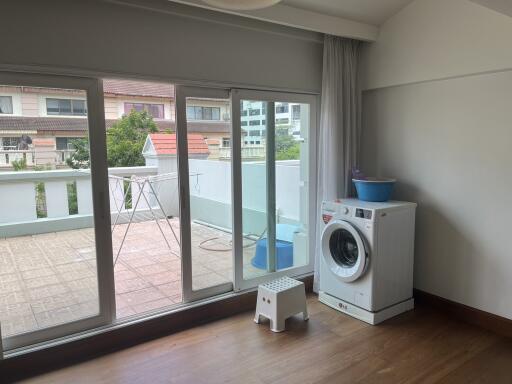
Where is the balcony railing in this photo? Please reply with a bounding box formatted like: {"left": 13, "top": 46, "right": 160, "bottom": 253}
{"left": 218, "top": 145, "right": 266, "bottom": 160}
{"left": 0, "top": 159, "right": 303, "bottom": 238}
{"left": 0, "top": 149, "right": 75, "bottom": 167}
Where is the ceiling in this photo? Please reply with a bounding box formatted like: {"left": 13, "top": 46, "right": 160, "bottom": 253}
{"left": 470, "top": 0, "right": 512, "bottom": 18}
{"left": 282, "top": 0, "right": 414, "bottom": 26}
{"left": 167, "top": 0, "right": 417, "bottom": 41}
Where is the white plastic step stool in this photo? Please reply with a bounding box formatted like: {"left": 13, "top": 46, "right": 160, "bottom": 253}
{"left": 254, "top": 276, "right": 308, "bottom": 332}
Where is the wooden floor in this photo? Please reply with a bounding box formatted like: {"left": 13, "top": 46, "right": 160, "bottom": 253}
{"left": 20, "top": 295, "right": 512, "bottom": 384}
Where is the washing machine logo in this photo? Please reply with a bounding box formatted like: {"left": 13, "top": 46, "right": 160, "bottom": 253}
{"left": 338, "top": 302, "right": 348, "bottom": 310}
{"left": 322, "top": 214, "right": 333, "bottom": 224}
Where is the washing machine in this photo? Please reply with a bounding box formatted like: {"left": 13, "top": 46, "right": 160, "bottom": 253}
{"left": 319, "top": 199, "right": 416, "bottom": 324}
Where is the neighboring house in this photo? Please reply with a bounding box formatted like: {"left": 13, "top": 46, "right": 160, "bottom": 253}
{"left": 0, "top": 79, "right": 231, "bottom": 168}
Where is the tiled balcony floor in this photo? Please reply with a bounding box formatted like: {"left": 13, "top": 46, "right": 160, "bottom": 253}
{"left": 0, "top": 219, "right": 264, "bottom": 339}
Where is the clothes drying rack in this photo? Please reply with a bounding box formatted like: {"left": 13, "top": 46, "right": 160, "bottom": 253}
{"left": 108, "top": 172, "right": 201, "bottom": 266}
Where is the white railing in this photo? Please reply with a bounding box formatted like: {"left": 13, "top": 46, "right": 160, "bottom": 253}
{"left": 218, "top": 146, "right": 266, "bottom": 160}
{"left": 0, "top": 166, "right": 158, "bottom": 237}
{"left": 0, "top": 149, "right": 75, "bottom": 167}
{"left": 0, "top": 160, "right": 304, "bottom": 238}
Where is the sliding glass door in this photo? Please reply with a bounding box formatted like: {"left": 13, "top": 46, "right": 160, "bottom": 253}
{"left": 0, "top": 72, "right": 114, "bottom": 350}
{"left": 175, "top": 86, "right": 234, "bottom": 302}
{"left": 231, "top": 90, "right": 316, "bottom": 291}
{"left": 176, "top": 87, "right": 316, "bottom": 300}
{"left": 0, "top": 77, "right": 315, "bottom": 351}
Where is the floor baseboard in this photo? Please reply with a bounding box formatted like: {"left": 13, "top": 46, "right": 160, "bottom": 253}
{"left": 414, "top": 289, "right": 512, "bottom": 338}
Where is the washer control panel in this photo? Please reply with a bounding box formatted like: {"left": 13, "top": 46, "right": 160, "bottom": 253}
{"left": 322, "top": 201, "right": 374, "bottom": 222}
{"left": 355, "top": 208, "right": 372, "bottom": 220}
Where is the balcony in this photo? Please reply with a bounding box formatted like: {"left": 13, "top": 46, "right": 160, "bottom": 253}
{"left": 0, "top": 148, "right": 75, "bottom": 168}
{"left": 0, "top": 158, "right": 304, "bottom": 338}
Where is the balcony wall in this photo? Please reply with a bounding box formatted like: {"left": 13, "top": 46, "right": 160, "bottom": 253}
{"left": 0, "top": 160, "right": 302, "bottom": 238}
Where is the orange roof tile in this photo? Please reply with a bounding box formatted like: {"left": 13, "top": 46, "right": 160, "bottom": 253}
{"left": 149, "top": 133, "right": 208, "bottom": 156}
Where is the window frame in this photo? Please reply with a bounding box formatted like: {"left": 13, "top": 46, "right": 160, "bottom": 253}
{"left": 46, "top": 97, "right": 88, "bottom": 116}
{"left": 124, "top": 102, "right": 165, "bottom": 119}
{"left": 186, "top": 105, "right": 221, "bottom": 121}
{"left": 0, "top": 95, "right": 13, "bottom": 114}
{"left": 231, "top": 89, "right": 317, "bottom": 292}
{"left": 0, "top": 72, "right": 115, "bottom": 351}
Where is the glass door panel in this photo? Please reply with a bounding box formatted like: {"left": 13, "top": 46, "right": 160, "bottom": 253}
{"left": 232, "top": 90, "right": 316, "bottom": 291}
{"left": 175, "top": 86, "right": 233, "bottom": 302}
{"left": 102, "top": 78, "right": 183, "bottom": 320}
{"left": 0, "top": 73, "right": 113, "bottom": 351}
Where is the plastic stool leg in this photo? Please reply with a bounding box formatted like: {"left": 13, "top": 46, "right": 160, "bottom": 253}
{"left": 270, "top": 317, "right": 286, "bottom": 333}
{"left": 254, "top": 313, "right": 261, "bottom": 324}
{"left": 303, "top": 305, "right": 309, "bottom": 321}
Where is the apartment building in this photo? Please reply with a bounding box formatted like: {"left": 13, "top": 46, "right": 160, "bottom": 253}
{"left": 240, "top": 100, "right": 302, "bottom": 145}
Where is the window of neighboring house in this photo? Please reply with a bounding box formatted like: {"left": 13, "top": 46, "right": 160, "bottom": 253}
{"left": 292, "top": 105, "right": 301, "bottom": 120}
{"left": 276, "top": 118, "right": 290, "bottom": 125}
{"left": 0, "top": 96, "right": 13, "bottom": 114}
{"left": 222, "top": 138, "right": 230, "bottom": 147}
{"left": 56, "top": 137, "right": 76, "bottom": 150}
{"left": 249, "top": 130, "right": 260, "bottom": 136}
{"left": 249, "top": 120, "right": 260, "bottom": 126}
{"left": 47, "top": 98, "right": 87, "bottom": 116}
{"left": 249, "top": 109, "right": 260, "bottom": 116}
{"left": 2, "top": 137, "right": 20, "bottom": 150}
{"left": 276, "top": 103, "right": 289, "bottom": 114}
{"left": 241, "top": 121, "right": 248, "bottom": 127}
{"left": 255, "top": 140, "right": 261, "bottom": 145}
{"left": 241, "top": 110, "right": 248, "bottom": 117}
{"left": 186, "top": 106, "right": 221, "bottom": 121}
{"left": 124, "top": 103, "right": 164, "bottom": 119}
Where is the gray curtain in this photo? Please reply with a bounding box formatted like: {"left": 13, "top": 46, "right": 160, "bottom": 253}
{"left": 313, "top": 35, "right": 361, "bottom": 292}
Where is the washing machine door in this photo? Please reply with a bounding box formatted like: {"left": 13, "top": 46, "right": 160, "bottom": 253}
{"left": 321, "top": 220, "right": 368, "bottom": 282}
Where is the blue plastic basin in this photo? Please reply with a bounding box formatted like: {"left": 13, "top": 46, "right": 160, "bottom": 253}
{"left": 353, "top": 178, "right": 396, "bottom": 202}
{"left": 251, "top": 239, "right": 294, "bottom": 270}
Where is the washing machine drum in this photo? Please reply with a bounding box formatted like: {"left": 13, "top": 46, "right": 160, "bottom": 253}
{"left": 321, "top": 220, "right": 368, "bottom": 282}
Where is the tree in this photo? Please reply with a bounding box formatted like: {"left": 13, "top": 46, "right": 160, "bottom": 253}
{"left": 66, "top": 110, "right": 158, "bottom": 169}
{"left": 106, "top": 110, "right": 158, "bottom": 167}
{"left": 275, "top": 127, "right": 300, "bottom": 161}
{"left": 66, "top": 138, "right": 90, "bottom": 169}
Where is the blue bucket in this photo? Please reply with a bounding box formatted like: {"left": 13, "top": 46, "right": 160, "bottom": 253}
{"left": 353, "top": 178, "right": 396, "bottom": 202}
{"left": 251, "top": 239, "right": 294, "bottom": 270}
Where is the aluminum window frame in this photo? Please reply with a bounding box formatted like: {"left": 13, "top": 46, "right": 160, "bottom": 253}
{"left": 0, "top": 72, "right": 115, "bottom": 351}
{"left": 231, "top": 89, "right": 317, "bottom": 291}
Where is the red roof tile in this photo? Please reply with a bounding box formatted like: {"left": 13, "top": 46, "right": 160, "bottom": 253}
{"left": 149, "top": 133, "right": 209, "bottom": 156}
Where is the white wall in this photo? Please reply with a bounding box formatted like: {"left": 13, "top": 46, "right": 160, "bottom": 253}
{"left": 360, "top": 0, "right": 512, "bottom": 319}
{"left": 361, "top": 0, "right": 512, "bottom": 90}
{"left": 0, "top": 0, "right": 322, "bottom": 94}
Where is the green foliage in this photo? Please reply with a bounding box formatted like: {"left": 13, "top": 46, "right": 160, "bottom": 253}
{"left": 106, "top": 110, "right": 158, "bottom": 167}
{"left": 35, "top": 181, "right": 47, "bottom": 218}
{"left": 66, "top": 110, "right": 158, "bottom": 169}
{"left": 66, "top": 138, "right": 91, "bottom": 169}
{"left": 67, "top": 181, "right": 78, "bottom": 215}
{"left": 11, "top": 157, "right": 27, "bottom": 171}
{"left": 275, "top": 127, "right": 300, "bottom": 161}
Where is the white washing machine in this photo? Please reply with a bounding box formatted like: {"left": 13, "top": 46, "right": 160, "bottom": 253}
{"left": 319, "top": 199, "right": 416, "bottom": 324}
